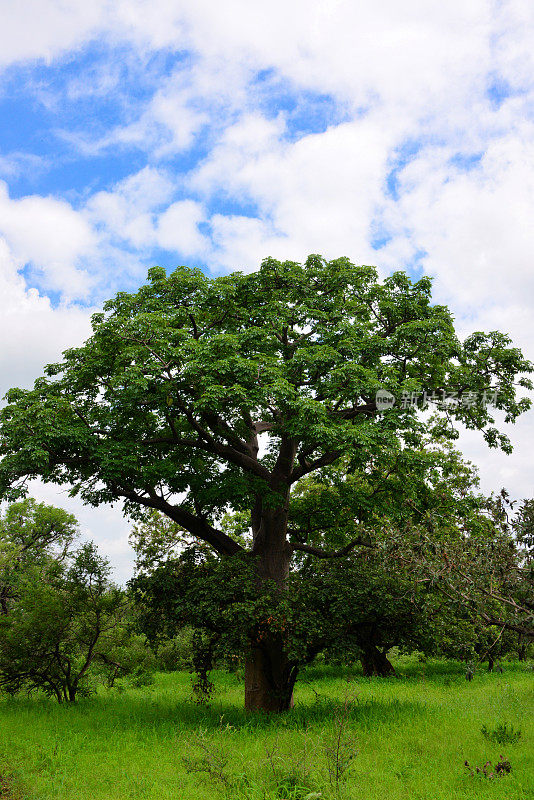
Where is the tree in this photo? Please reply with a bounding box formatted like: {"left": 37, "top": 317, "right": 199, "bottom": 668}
{"left": 0, "top": 498, "right": 78, "bottom": 614}
{"left": 0, "top": 256, "right": 531, "bottom": 710}
{"left": 0, "top": 536, "right": 151, "bottom": 703}
{"left": 130, "top": 442, "right": 520, "bottom": 685}
{"left": 390, "top": 486, "right": 534, "bottom": 654}
{"left": 512, "top": 497, "right": 534, "bottom": 658}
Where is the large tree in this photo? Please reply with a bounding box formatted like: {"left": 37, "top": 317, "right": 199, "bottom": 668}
{"left": 0, "top": 256, "right": 531, "bottom": 710}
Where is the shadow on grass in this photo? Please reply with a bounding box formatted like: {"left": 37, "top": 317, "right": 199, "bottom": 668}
{"left": 0, "top": 686, "right": 425, "bottom": 737}
{"left": 113, "top": 695, "right": 425, "bottom": 734}
{"left": 1, "top": 659, "right": 529, "bottom": 739}
{"left": 0, "top": 771, "right": 23, "bottom": 800}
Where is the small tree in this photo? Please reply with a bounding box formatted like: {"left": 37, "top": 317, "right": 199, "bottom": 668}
{"left": 513, "top": 497, "right": 534, "bottom": 656}
{"left": 0, "top": 498, "right": 78, "bottom": 614}
{"left": 0, "top": 531, "right": 151, "bottom": 702}
{"left": 391, "top": 488, "right": 534, "bottom": 651}
{"left": 0, "top": 256, "right": 531, "bottom": 710}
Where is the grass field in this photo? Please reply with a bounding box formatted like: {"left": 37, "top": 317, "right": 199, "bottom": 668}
{"left": 0, "top": 658, "right": 532, "bottom": 800}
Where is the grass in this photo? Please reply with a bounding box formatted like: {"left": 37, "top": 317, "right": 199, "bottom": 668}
{"left": 0, "top": 657, "right": 532, "bottom": 799}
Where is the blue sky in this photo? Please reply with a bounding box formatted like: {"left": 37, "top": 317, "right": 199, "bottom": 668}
{"left": 0, "top": 38, "right": 359, "bottom": 306}
{"left": 1, "top": 0, "right": 534, "bottom": 580}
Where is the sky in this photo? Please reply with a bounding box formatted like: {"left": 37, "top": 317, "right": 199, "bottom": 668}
{"left": 1, "top": 0, "right": 534, "bottom": 582}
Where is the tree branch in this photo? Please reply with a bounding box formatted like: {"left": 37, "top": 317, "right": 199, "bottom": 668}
{"left": 118, "top": 486, "right": 244, "bottom": 557}
{"left": 290, "top": 534, "right": 374, "bottom": 559}
{"left": 290, "top": 449, "right": 343, "bottom": 482}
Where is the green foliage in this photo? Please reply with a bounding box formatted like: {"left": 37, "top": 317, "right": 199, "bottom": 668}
{"left": 0, "top": 497, "right": 78, "bottom": 555}
{"left": 0, "top": 498, "right": 78, "bottom": 614}
{"left": 131, "top": 436, "right": 529, "bottom": 687}
{"left": 0, "top": 255, "right": 530, "bottom": 524}
{"left": 0, "top": 500, "right": 154, "bottom": 702}
{"left": 155, "top": 628, "right": 195, "bottom": 671}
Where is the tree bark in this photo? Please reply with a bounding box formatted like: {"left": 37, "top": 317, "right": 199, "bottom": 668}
{"left": 360, "top": 645, "right": 396, "bottom": 677}
{"left": 244, "top": 638, "right": 297, "bottom": 712}
{"left": 245, "top": 489, "right": 297, "bottom": 712}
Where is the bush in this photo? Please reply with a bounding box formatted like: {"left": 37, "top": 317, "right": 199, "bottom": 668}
{"left": 156, "top": 628, "right": 194, "bottom": 671}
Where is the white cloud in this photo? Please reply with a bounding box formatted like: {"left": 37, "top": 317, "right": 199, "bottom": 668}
{"left": 457, "top": 411, "right": 534, "bottom": 503}
{"left": 0, "top": 2, "right": 510, "bottom": 160}
{"left": 112, "top": 67, "right": 212, "bottom": 157}
{"left": 113, "top": 0, "right": 492, "bottom": 116}
{"left": 0, "top": 0, "right": 108, "bottom": 66}
{"left": 208, "top": 214, "right": 284, "bottom": 272}
{"left": 0, "top": 152, "right": 48, "bottom": 179}
{"left": 0, "top": 239, "right": 133, "bottom": 582}
{"left": 493, "top": 0, "right": 534, "bottom": 92}
{"left": 24, "top": 479, "right": 135, "bottom": 585}
{"left": 85, "top": 167, "right": 209, "bottom": 259}
{"left": 0, "top": 182, "right": 95, "bottom": 297}
{"left": 0, "top": 237, "right": 92, "bottom": 396}
{"left": 381, "top": 123, "right": 534, "bottom": 312}
{"left": 86, "top": 166, "right": 175, "bottom": 246}
{"left": 189, "top": 112, "right": 399, "bottom": 272}
{"left": 156, "top": 199, "right": 207, "bottom": 256}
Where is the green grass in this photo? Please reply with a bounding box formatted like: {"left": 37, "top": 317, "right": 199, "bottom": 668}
{"left": 0, "top": 658, "right": 532, "bottom": 799}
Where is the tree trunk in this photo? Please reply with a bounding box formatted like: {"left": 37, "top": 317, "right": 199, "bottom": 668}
{"left": 245, "top": 639, "right": 297, "bottom": 712}
{"left": 246, "top": 491, "right": 296, "bottom": 712}
{"left": 487, "top": 656, "right": 494, "bottom": 672}
{"left": 360, "top": 645, "right": 396, "bottom": 677}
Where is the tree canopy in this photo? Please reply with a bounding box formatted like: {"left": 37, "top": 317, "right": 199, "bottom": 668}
{"left": 0, "top": 255, "right": 531, "bottom": 710}
{"left": 0, "top": 257, "right": 530, "bottom": 544}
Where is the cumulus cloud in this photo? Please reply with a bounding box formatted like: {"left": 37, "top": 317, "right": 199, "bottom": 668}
{"left": 384, "top": 126, "right": 534, "bottom": 312}
{"left": 0, "top": 0, "right": 108, "bottom": 66}
{"left": 0, "top": 238, "right": 92, "bottom": 395}
{"left": 86, "top": 166, "right": 175, "bottom": 245}
{"left": 156, "top": 199, "right": 207, "bottom": 256}
{"left": 190, "top": 113, "right": 398, "bottom": 271}
{"left": 0, "top": 239, "right": 133, "bottom": 579}
{"left": 0, "top": 182, "right": 95, "bottom": 297}
{"left": 85, "top": 167, "right": 209, "bottom": 262}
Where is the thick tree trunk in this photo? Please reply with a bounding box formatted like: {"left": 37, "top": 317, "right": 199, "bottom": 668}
{"left": 246, "top": 489, "right": 296, "bottom": 712}
{"left": 360, "top": 645, "right": 396, "bottom": 677}
{"left": 245, "top": 639, "right": 297, "bottom": 712}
